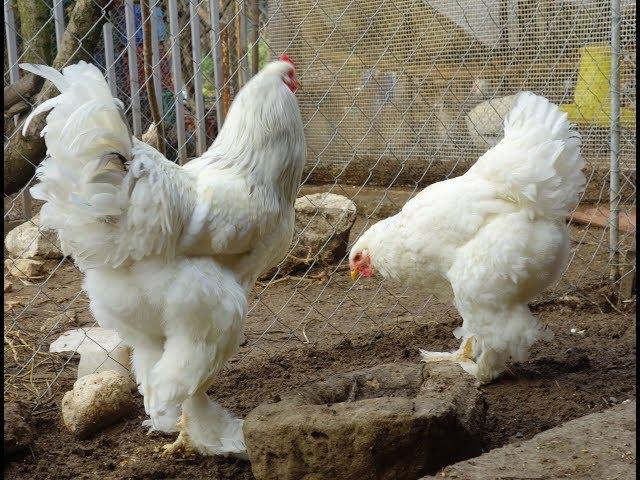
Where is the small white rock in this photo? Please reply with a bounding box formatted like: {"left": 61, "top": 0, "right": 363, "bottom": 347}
{"left": 62, "top": 370, "right": 135, "bottom": 438}
{"left": 4, "top": 214, "right": 63, "bottom": 260}
{"left": 49, "top": 327, "right": 131, "bottom": 379}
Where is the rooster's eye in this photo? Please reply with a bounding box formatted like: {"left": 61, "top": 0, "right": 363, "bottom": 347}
{"left": 354, "top": 253, "right": 361, "bottom": 262}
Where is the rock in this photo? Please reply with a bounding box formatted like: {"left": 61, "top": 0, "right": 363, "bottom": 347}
{"left": 4, "top": 214, "right": 63, "bottom": 260}
{"left": 40, "top": 309, "right": 79, "bottom": 332}
{"left": 49, "top": 327, "right": 131, "bottom": 379}
{"left": 4, "top": 258, "right": 46, "bottom": 280}
{"left": 421, "top": 401, "right": 636, "bottom": 480}
{"left": 61, "top": 370, "right": 136, "bottom": 438}
{"left": 4, "top": 402, "right": 34, "bottom": 459}
{"left": 244, "top": 362, "right": 484, "bottom": 480}
{"left": 263, "top": 193, "right": 357, "bottom": 278}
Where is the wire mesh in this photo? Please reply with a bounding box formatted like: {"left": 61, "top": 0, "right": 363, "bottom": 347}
{"left": 3, "top": 0, "right": 636, "bottom": 415}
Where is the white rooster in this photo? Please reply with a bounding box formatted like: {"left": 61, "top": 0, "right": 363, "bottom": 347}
{"left": 22, "top": 55, "right": 305, "bottom": 456}
{"left": 349, "top": 92, "right": 585, "bottom": 384}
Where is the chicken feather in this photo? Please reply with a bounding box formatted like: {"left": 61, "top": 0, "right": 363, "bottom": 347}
{"left": 23, "top": 57, "right": 305, "bottom": 456}
{"left": 350, "top": 92, "right": 585, "bottom": 384}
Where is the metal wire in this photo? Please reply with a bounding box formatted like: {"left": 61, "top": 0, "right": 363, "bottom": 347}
{"left": 3, "top": 0, "right": 636, "bottom": 412}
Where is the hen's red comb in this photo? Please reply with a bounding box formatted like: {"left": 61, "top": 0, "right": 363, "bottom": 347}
{"left": 279, "top": 54, "right": 295, "bottom": 67}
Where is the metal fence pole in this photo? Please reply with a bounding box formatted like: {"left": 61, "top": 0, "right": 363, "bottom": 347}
{"left": 168, "top": 0, "right": 187, "bottom": 164}
{"left": 150, "top": 1, "right": 163, "bottom": 117}
{"left": 4, "top": 0, "right": 20, "bottom": 125}
{"left": 52, "top": 0, "right": 65, "bottom": 51}
{"left": 209, "top": 0, "right": 225, "bottom": 129}
{"left": 125, "top": 0, "right": 142, "bottom": 137}
{"left": 103, "top": 22, "right": 117, "bottom": 97}
{"left": 189, "top": 0, "right": 207, "bottom": 155}
{"left": 609, "top": 0, "right": 621, "bottom": 284}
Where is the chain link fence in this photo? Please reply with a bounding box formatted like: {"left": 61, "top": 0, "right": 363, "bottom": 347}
{"left": 3, "top": 0, "right": 636, "bottom": 414}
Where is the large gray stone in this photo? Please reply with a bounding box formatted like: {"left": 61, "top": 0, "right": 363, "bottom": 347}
{"left": 244, "top": 362, "right": 484, "bottom": 480}
{"left": 263, "top": 193, "right": 357, "bottom": 278}
{"left": 421, "top": 400, "right": 636, "bottom": 480}
{"left": 62, "top": 370, "right": 136, "bottom": 438}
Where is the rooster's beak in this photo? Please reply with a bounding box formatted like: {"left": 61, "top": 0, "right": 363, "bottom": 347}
{"left": 350, "top": 269, "right": 360, "bottom": 281}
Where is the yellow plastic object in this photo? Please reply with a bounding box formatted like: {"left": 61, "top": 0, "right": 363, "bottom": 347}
{"left": 559, "top": 43, "right": 635, "bottom": 127}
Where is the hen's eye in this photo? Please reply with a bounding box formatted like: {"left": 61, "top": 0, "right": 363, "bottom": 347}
{"left": 354, "top": 253, "right": 361, "bottom": 262}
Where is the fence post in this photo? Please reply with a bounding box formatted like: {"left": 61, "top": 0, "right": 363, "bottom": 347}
{"left": 168, "top": 0, "right": 187, "bottom": 164}
{"left": 125, "top": 0, "right": 142, "bottom": 137}
{"left": 609, "top": 0, "right": 621, "bottom": 285}
{"left": 103, "top": 22, "right": 117, "bottom": 97}
{"left": 189, "top": 0, "right": 207, "bottom": 155}
{"left": 150, "top": 1, "right": 163, "bottom": 117}
{"left": 209, "top": 0, "right": 225, "bottom": 130}
{"left": 52, "top": 0, "right": 65, "bottom": 51}
{"left": 4, "top": 0, "right": 20, "bottom": 125}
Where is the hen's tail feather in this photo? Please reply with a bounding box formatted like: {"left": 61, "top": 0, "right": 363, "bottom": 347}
{"left": 469, "top": 92, "right": 586, "bottom": 220}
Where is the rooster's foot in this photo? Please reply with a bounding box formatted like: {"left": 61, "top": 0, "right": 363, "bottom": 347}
{"left": 160, "top": 430, "right": 194, "bottom": 457}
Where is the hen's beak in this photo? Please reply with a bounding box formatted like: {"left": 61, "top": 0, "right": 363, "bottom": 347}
{"left": 350, "top": 269, "right": 360, "bottom": 281}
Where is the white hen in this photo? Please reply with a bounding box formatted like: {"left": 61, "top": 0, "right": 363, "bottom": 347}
{"left": 22, "top": 56, "right": 305, "bottom": 456}
{"left": 349, "top": 92, "right": 585, "bottom": 384}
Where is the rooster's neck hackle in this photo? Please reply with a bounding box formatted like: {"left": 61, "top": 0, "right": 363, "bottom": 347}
{"left": 198, "top": 60, "right": 306, "bottom": 205}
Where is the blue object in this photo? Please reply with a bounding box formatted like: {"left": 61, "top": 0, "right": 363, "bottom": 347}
{"left": 133, "top": 5, "right": 167, "bottom": 44}
{"left": 115, "top": 4, "right": 166, "bottom": 46}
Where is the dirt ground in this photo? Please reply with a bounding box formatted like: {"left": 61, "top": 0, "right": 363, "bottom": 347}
{"left": 3, "top": 186, "right": 636, "bottom": 480}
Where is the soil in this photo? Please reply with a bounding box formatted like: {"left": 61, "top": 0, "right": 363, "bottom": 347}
{"left": 3, "top": 186, "right": 636, "bottom": 480}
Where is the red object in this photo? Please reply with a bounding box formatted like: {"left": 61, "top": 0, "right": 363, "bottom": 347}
{"left": 122, "top": 44, "right": 174, "bottom": 93}
{"left": 279, "top": 54, "right": 295, "bottom": 67}
{"left": 278, "top": 54, "right": 299, "bottom": 93}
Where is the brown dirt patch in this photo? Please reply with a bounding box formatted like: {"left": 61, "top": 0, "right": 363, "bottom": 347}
{"left": 3, "top": 186, "right": 636, "bottom": 479}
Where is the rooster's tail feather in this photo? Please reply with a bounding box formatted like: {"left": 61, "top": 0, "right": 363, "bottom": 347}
{"left": 20, "top": 61, "right": 136, "bottom": 267}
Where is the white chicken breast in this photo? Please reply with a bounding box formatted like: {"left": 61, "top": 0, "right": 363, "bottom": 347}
{"left": 22, "top": 56, "right": 305, "bottom": 456}
{"left": 349, "top": 92, "right": 585, "bottom": 384}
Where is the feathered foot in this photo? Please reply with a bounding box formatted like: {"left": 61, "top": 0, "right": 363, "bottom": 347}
{"left": 419, "top": 336, "right": 479, "bottom": 377}
{"left": 181, "top": 393, "right": 248, "bottom": 459}
{"left": 159, "top": 413, "right": 195, "bottom": 457}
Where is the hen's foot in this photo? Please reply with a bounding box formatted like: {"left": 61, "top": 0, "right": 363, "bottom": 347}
{"left": 419, "top": 336, "right": 478, "bottom": 376}
{"left": 419, "top": 335, "right": 476, "bottom": 361}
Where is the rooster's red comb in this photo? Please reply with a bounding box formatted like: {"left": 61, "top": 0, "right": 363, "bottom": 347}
{"left": 279, "top": 54, "right": 295, "bottom": 67}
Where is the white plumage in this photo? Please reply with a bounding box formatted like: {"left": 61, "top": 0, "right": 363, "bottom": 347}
{"left": 23, "top": 58, "right": 305, "bottom": 455}
{"left": 350, "top": 92, "right": 585, "bottom": 384}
